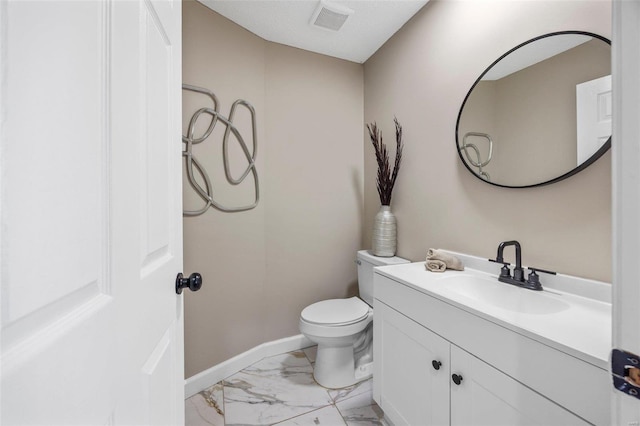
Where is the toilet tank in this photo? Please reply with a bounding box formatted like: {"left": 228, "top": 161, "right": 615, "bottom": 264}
{"left": 357, "top": 250, "right": 410, "bottom": 306}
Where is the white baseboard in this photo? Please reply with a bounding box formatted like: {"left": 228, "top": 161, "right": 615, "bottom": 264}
{"left": 184, "top": 334, "right": 314, "bottom": 398}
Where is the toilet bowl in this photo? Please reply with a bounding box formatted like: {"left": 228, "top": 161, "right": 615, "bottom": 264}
{"left": 299, "top": 297, "right": 373, "bottom": 389}
{"left": 299, "top": 251, "right": 409, "bottom": 389}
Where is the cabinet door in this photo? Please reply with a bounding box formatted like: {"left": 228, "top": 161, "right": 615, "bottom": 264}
{"left": 374, "top": 301, "right": 450, "bottom": 426}
{"left": 450, "top": 345, "right": 589, "bottom": 426}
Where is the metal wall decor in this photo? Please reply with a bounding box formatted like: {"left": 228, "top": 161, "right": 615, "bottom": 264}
{"left": 460, "top": 132, "right": 493, "bottom": 181}
{"left": 182, "top": 84, "right": 259, "bottom": 216}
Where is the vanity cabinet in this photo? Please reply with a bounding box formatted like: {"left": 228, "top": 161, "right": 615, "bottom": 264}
{"left": 375, "top": 301, "right": 450, "bottom": 425}
{"left": 374, "top": 301, "right": 588, "bottom": 426}
{"left": 373, "top": 269, "right": 609, "bottom": 426}
{"left": 449, "top": 334, "right": 586, "bottom": 426}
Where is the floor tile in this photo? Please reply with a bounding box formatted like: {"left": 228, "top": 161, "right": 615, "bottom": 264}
{"left": 273, "top": 405, "right": 347, "bottom": 425}
{"left": 185, "top": 347, "right": 388, "bottom": 426}
{"left": 328, "top": 379, "right": 372, "bottom": 404}
{"left": 185, "top": 383, "right": 225, "bottom": 426}
{"left": 223, "top": 351, "right": 334, "bottom": 425}
{"left": 335, "top": 389, "right": 385, "bottom": 426}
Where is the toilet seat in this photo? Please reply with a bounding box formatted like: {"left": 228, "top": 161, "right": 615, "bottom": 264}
{"left": 301, "top": 297, "right": 369, "bottom": 326}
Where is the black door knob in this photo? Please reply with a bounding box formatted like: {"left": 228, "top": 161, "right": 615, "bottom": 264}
{"left": 432, "top": 360, "right": 442, "bottom": 370}
{"left": 176, "top": 272, "right": 202, "bottom": 294}
{"left": 452, "top": 373, "right": 463, "bottom": 385}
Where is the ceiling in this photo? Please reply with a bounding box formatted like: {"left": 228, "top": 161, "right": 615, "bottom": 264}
{"left": 483, "top": 34, "right": 593, "bottom": 81}
{"left": 198, "top": 0, "right": 430, "bottom": 64}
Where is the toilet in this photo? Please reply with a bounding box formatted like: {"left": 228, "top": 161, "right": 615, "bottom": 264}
{"left": 299, "top": 250, "right": 409, "bottom": 389}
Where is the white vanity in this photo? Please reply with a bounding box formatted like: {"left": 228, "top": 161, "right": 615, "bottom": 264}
{"left": 372, "top": 251, "right": 611, "bottom": 426}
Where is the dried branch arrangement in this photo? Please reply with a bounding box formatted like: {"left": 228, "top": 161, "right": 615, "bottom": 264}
{"left": 367, "top": 118, "right": 404, "bottom": 206}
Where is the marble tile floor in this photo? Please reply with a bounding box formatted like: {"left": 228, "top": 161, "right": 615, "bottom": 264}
{"left": 185, "top": 346, "right": 386, "bottom": 426}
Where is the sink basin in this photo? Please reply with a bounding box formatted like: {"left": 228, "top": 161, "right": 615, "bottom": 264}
{"left": 436, "top": 274, "right": 571, "bottom": 315}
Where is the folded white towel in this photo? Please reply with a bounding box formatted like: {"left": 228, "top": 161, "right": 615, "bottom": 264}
{"left": 426, "top": 259, "right": 447, "bottom": 273}
{"left": 426, "top": 248, "right": 464, "bottom": 271}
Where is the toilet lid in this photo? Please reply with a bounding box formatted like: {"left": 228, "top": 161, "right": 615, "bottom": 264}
{"left": 301, "top": 297, "right": 370, "bottom": 326}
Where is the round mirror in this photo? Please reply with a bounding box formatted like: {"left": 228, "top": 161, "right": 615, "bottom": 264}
{"left": 456, "top": 31, "right": 611, "bottom": 188}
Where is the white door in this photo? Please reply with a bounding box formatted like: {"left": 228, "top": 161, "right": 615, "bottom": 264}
{"left": 576, "top": 74, "right": 612, "bottom": 165}
{"left": 449, "top": 346, "right": 587, "bottom": 426}
{"left": 612, "top": 0, "right": 640, "bottom": 423}
{"left": 0, "top": 1, "right": 184, "bottom": 425}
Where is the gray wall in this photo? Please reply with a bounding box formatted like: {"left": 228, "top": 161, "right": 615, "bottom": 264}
{"left": 182, "top": 0, "right": 364, "bottom": 378}
{"left": 364, "top": 0, "right": 611, "bottom": 282}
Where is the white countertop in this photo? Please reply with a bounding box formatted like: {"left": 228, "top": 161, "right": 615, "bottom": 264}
{"left": 374, "top": 253, "right": 612, "bottom": 370}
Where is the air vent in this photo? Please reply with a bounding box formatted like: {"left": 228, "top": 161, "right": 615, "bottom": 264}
{"left": 310, "top": 1, "right": 354, "bottom": 32}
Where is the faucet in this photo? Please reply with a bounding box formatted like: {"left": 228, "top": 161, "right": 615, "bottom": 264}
{"left": 495, "top": 240, "right": 542, "bottom": 291}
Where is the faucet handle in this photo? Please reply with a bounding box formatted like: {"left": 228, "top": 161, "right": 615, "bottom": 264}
{"left": 525, "top": 270, "right": 543, "bottom": 291}
{"left": 527, "top": 266, "right": 556, "bottom": 276}
{"left": 499, "top": 263, "right": 511, "bottom": 279}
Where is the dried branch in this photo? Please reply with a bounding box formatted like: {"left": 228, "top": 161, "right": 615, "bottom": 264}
{"left": 367, "top": 118, "right": 404, "bottom": 206}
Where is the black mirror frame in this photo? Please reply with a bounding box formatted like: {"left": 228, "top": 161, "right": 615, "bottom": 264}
{"left": 455, "top": 30, "right": 611, "bottom": 189}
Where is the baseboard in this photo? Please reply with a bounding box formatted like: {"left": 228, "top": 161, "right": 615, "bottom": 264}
{"left": 184, "top": 334, "right": 314, "bottom": 398}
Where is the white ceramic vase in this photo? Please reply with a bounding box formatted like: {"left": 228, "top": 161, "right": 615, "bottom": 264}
{"left": 372, "top": 205, "right": 397, "bottom": 257}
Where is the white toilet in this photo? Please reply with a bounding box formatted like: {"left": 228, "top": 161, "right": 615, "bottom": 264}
{"left": 299, "top": 250, "right": 409, "bottom": 389}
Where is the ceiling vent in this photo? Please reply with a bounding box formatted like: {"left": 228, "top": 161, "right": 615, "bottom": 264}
{"left": 310, "top": 1, "right": 354, "bottom": 32}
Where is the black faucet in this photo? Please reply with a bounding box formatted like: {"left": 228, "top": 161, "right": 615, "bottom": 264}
{"left": 496, "top": 240, "right": 542, "bottom": 291}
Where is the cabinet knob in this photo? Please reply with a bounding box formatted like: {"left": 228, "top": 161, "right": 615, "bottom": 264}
{"left": 432, "top": 360, "right": 442, "bottom": 370}
{"left": 452, "top": 373, "right": 463, "bottom": 385}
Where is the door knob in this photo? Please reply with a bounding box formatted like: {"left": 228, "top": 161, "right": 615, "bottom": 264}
{"left": 452, "top": 373, "right": 463, "bottom": 385}
{"left": 176, "top": 272, "right": 202, "bottom": 294}
{"left": 432, "top": 360, "right": 442, "bottom": 370}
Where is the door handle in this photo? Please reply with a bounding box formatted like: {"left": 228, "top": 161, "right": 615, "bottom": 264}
{"left": 176, "top": 272, "right": 202, "bottom": 294}
{"left": 432, "top": 360, "right": 442, "bottom": 370}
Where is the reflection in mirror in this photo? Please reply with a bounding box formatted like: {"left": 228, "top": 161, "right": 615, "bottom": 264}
{"left": 456, "top": 32, "right": 611, "bottom": 188}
